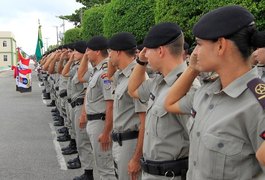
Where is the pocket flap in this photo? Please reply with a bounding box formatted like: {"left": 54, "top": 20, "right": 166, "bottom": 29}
{"left": 202, "top": 133, "right": 244, "bottom": 156}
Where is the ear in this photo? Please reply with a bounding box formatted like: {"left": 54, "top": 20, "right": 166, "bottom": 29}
{"left": 217, "top": 37, "right": 227, "bottom": 56}
{"left": 158, "top": 46, "right": 166, "bottom": 58}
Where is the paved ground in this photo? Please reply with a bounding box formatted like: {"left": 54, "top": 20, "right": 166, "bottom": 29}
{"left": 0, "top": 69, "right": 93, "bottom": 180}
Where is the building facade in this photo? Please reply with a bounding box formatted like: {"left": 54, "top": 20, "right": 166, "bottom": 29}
{"left": 0, "top": 31, "right": 17, "bottom": 69}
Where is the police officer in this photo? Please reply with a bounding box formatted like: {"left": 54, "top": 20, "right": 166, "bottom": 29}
{"left": 79, "top": 36, "right": 116, "bottom": 180}
{"left": 165, "top": 5, "right": 265, "bottom": 180}
{"left": 108, "top": 32, "right": 147, "bottom": 180}
{"left": 128, "top": 22, "right": 192, "bottom": 180}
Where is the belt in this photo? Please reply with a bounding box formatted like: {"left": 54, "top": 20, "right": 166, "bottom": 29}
{"left": 67, "top": 98, "right": 72, "bottom": 103}
{"left": 87, "top": 113, "right": 105, "bottom": 121}
{"left": 140, "top": 157, "right": 188, "bottom": 179}
{"left": 111, "top": 131, "right": 139, "bottom": 146}
{"left": 70, "top": 98, "right": 84, "bottom": 108}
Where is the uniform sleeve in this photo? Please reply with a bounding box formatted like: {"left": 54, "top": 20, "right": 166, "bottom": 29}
{"left": 178, "top": 86, "right": 197, "bottom": 114}
{"left": 83, "top": 69, "right": 91, "bottom": 82}
{"left": 69, "top": 66, "right": 76, "bottom": 78}
{"left": 100, "top": 70, "right": 113, "bottom": 101}
{"left": 134, "top": 98, "right": 147, "bottom": 113}
{"left": 138, "top": 78, "right": 153, "bottom": 103}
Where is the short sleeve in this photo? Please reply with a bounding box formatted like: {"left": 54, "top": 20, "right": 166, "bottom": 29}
{"left": 138, "top": 78, "right": 153, "bottom": 103}
{"left": 134, "top": 98, "right": 147, "bottom": 113}
{"left": 178, "top": 86, "right": 197, "bottom": 114}
{"left": 100, "top": 70, "right": 113, "bottom": 101}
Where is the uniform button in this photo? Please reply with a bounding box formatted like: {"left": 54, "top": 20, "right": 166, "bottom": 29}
{"left": 196, "top": 132, "right": 200, "bottom": 137}
{"left": 218, "top": 143, "right": 224, "bottom": 148}
{"left": 209, "top": 104, "right": 214, "bottom": 109}
{"left": 193, "top": 161, "right": 196, "bottom": 166}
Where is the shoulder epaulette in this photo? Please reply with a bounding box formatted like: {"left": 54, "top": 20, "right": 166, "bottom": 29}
{"left": 247, "top": 78, "right": 265, "bottom": 110}
{"left": 101, "top": 62, "right": 108, "bottom": 70}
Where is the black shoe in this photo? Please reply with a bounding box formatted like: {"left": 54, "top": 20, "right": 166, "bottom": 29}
{"left": 57, "top": 134, "right": 71, "bottom": 142}
{"left": 43, "top": 93, "right": 50, "bottom": 100}
{"left": 61, "top": 139, "right": 76, "bottom": 151}
{"left": 40, "top": 82, "right": 44, "bottom": 86}
{"left": 62, "top": 147, "right": 78, "bottom": 155}
{"left": 67, "top": 156, "right": 79, "bottom": 164}
{"left": 53, "top": 116, "right": 63, "bottom": 122}
{"left": 54, "top": 121, "right": 64, "bottom": 126}
{"left": 67, "top": 160, "right": 81, "bottom": 170}
{"left": 51, "top": 108, "right": 58, "bottom": 113}
{"left": 47, "top": 100, "right": 56, "bottom": 107}
{"left": 73, "top": 170, "right": 94, "bottom": 180}
{"left": 42, "top": 89, "right": 46, "bottom": 93}
{"left": 57, "top": 127, "right": 68, "bottom": 134}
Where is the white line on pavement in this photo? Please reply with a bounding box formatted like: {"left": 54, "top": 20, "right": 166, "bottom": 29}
{"left": 49, "top": 123, "right": 67, "bottom": 171}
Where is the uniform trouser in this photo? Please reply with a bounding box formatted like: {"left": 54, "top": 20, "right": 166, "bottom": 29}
{"left": 86, "top": 120, "right": 116, "bottom": 180}
{"left": 142, "top": 171, "right": 182, "bottom": 180}
{"left": 69, "top": 103, "right": 76, "bottom": 139}
{"left": 74, "top": 105, "right": 94, "bottom": 170}
{"left": 253, "top": 172, "right": 265, "bottom": 180}
{"left": 112, "top": 138, "right": 141, "bottom": 180}
{"left": 65, "top": 102, "right": 74, "bottom": 138}
{"left": 60, "top": 97, "right": 67, "bottom": 119}
{"left": 44, "top": 79, "right": 51, "bottom": 93}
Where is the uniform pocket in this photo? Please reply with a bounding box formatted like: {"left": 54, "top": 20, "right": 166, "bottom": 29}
{"left": 88, "top": 79, "right": 101, "bottom": 101}
{"left": 154, "top": 108, "right": 167, "bottom": 138}
{"left": 200, "top": 133, "right": 244, "bottom": 179}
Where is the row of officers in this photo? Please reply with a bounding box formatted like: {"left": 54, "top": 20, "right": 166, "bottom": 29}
{"left": 38, "top": 5, "right": 265, "bottom": 180}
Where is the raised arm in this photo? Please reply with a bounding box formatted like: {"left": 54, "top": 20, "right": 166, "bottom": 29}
{"left": 61, "top": 53, "right": 74, "bottom": 77}
{"left": 164, "top": 53, "right": 200, "bottom": 114}
{"left": 78, "top": 51, "right": 89, "bottom": 83}
{"left": 128, "top": 48, "right": 148, "bottom": 99}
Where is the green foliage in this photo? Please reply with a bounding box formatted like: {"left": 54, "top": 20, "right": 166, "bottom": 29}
{"left": 76, "top": 0, "right": 110, "bottom": 7}
{"left": 81, "top": 4, "right": 107, "bottom": 40}
{"left": 155, "top": 0, "right": 265, "bottom": 45}
{"left": 64, "top": 27, "right": 83, "bottom": 44}
{"left": 103, "top": 0, "right": 155, "bottom": 43}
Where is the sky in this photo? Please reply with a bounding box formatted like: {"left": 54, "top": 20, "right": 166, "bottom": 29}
{"left": 0, "top": 0, "right": 83, "bottom": 55}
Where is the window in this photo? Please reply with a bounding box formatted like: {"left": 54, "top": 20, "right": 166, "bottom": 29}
{"left": 3, "top": 55, "right": 8, "bottom": 61}
{"left": 3, "top": 41, "right": 7, "bottom": 47}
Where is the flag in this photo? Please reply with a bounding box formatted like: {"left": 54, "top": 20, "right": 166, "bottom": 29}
{"left": 35, "top": 24, "right": 44, "bottom": 62}
{"left": 17, "top": 48, "right": 30, "bottom": 69}
{"left": 17, "top": 68, "right": 32, "bottom": 92}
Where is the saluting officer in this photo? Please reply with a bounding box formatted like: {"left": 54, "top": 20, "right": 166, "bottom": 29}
{"left": 165, "top": 5, "right": 265, "bottom": 180}
{"left": 128, "top": 22, "right": 194, "bottom": 180}
{"left": 79, "top": 36, "right": 116, "bottom": 180}
{"left": 108, "top": 32, "right": 147, "bottom": 180}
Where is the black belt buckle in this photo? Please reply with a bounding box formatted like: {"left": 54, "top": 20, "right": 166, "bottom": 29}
{"left": 112, "top": 133, "right": 122, "bottom": 146}
{"left": 100, "top": 114, "right": 105, "bottom": 120}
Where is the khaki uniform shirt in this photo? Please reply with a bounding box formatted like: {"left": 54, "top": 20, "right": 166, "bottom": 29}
{"left": 138, "top": 62, "right": 190, "bottom": 161}
{"left": 113, "top": 61, "right": 147, "bottom": 133}
{"left": 66, "top": 62, "right": 79, "bottom": 99}
{"left": 257, "top": 65, "right": 265, "bottom": 81}
{"left": 71, "top": 70, "right": 91, "bottom": 102}
{"left": 179, "top": 68, "right": 265, "bottom": 180}
{"left": 85, "top": 59, "right": 113, "bottom": 114}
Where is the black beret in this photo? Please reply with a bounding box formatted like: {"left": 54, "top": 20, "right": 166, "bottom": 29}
{"left": 143, "top": 22, "right": 182, "bottom": 48}
{"left": 74, "top": 41, "right": 87, "bottom": 54}
{"left": 137, "top": 44, "right": 144, "bottom": 51}
{"left": 193, "top": 5, "right": 254, "bottom": 40}
{"left": 67, "top": 43, "right": 75, "bottom": 51}
{"left": 108, "top": 32, "right": 137, "bottom": 51}
{"left": 87, "top": 36, "right": 108, "bottom": 51}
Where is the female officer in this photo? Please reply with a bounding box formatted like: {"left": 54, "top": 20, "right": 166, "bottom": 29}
{"left": 164, "top": 5, "right": 265, "bottom": 180}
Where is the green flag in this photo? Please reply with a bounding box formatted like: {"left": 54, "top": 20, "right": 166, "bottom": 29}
{"left": 35, "top": 25, "right": 43, "bottom": 62}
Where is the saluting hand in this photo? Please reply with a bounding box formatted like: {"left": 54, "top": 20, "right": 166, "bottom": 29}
{"left": 128, "top": 158, "right": 141, "bottom": 180}
{"left": 139, "top": 48, "right": 148, "bottom": 62}
{"left": 98, "top": 133, "right": 112, "bottom": 152}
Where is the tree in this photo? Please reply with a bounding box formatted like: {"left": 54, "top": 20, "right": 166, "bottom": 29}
{"left": 81, "top": 4, "right": 107, "bottom": 40}
{"left": 64, "top": 27, "right": 83, "bottom": 44}
{"left": 103, "top": 0, "right": 155, "bottom": 43}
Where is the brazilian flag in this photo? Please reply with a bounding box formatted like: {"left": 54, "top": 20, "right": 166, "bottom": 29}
{"left": 35, "top": 25, "right": 43, "bottom": 62}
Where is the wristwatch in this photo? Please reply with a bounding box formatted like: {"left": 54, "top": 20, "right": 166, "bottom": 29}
{"left": 136, "top": 58, "right": 148, "bottom": 66}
